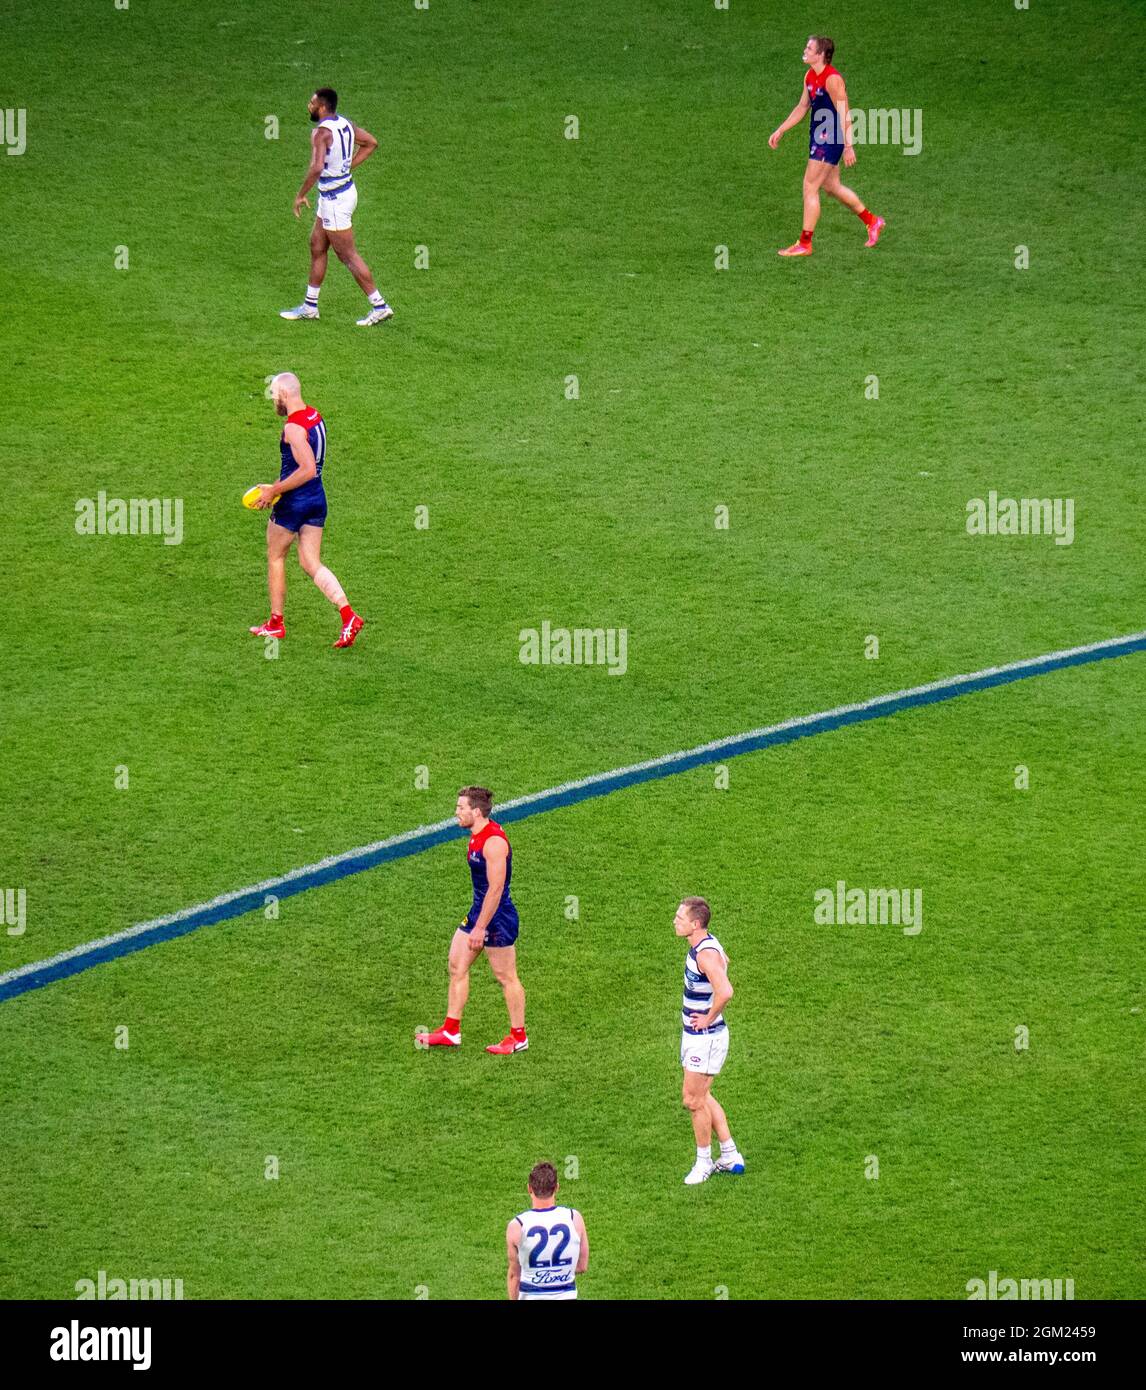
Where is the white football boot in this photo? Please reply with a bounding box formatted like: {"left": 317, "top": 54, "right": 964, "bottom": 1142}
{"left": 684, "top": 1157, "right": 717, "bottom": 1186}
{"left": 280, "top": 303, "right": 319, "bottom": 320}
{"left": 356, "top": 303, "right": 394, "bottom": 326}
{"left": 714, "top": 1150, "right": 746, "bottom": 1175}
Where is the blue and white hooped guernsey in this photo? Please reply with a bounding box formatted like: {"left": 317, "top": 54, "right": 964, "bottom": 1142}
{"left": 515, "top": 1205, "right": 580, "bottom": 1298}
{"left": 316, "top": 115, "right": 356, "bottom": 196}
{"left": 682, "top": 933, "right": 728, "bottom": 1034}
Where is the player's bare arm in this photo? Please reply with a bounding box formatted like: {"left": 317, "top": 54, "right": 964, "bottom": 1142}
{"left": 768, "top": 85, "right": 810, "bottom": 148}
{"left": 293, "top": 127, "right": 332, "bottom": 218}
{"left": 688, "top": 951, "right": 733, "bottom": 1031}
{"left": 468, "top": 836, "right": 508, "bottom": 952}
{"left": 255, "top": 426, "right": 316, "bottom": 509}
{"left": 573, "top": 1210, "right": 589, "bottom": 1274}
{"left": 506, "top": 1219, "right": 522, "bottom": 1301}
{"left": 349, "top": 124, "right": 378, "bottom": 171}
{"left": 826, "top": 72, "right": 856, "bottom": 166}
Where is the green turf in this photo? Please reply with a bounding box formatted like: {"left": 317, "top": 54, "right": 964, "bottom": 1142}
{"left": 1, "top": 0, "right": 1143, "bottom": 1300}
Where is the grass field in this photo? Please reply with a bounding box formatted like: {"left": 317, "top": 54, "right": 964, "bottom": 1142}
{"left": 2, "top": 0, "right": 1144, "bottom": 1301}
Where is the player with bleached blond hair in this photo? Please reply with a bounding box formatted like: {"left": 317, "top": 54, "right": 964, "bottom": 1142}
{"left": 248, "top": 372, "right": 365, "bottom": 648}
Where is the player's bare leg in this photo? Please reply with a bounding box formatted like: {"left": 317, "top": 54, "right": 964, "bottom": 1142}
{"left": 447, "top": 927, "right": 476, "bottom": 1016}
{"left": 308, "top": 219, "right": 330, "bottom": 288}
{"left": 326, "top": 226, "right": 393, "bottom": 327}
{"left": 484, "top": 945, "right": 528, "bottom": 1054}
{"left": 297, "top": 524, "right": 364, "bottom": 649}
{"left": 486, "top": 946, "right": 526, "bottom": 1022}
{"left": 280, "top": 221, "right": 328, "bottom": 320}
{"left": 250, "top": 521, "right": 295, "bottom": 636}
{"left": 824, "top": 165, "right": 885, "bottom": 247}
{"left": 682, "top": 1072, "right": 717, "bottom": 1183}
{"left": 706, "top": 1092, "right": 732, "bottom": 1145}
{"left": 802, "top": 157, "right": 832, "bottom": 231}
{"left": 779, "top": 159, "right": 832, "bottom": 257}
{"left": 415, "top": 929, "right": 474, "bottom": 1047}
{"left": 683, "top": 1072, "right": 715, "bottom": 1147}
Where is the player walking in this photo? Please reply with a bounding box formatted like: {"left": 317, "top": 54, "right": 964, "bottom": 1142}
{"left": 676, "top": 897, "right": 746, "bottom": 1185}
{"left": 415, "top": 787, "right": 528, "bottom": 1055}
{"left": 279, "top": 88, "right": 394, "bottom": 326}
{"left": 506, "top": 1162, "right": 589, "bottom": 1301}
{"left": 248, "top": 372, "right": 365, "bottom": 648}
{"left": 768, "top": 36, "right": 885, "bottom": 257}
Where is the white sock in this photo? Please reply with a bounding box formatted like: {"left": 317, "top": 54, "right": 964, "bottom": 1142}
{"left": 368, "top": 290, "right": 386, "bottom": 306}
{"left": 305, "top": 285, "right": 321, "bottom": 304}
{"left": 696, "top": 1145, "right": 711, "bottom": 1162}
{"left": 720, "top": 1137, "right": 737, "bottom": 1155}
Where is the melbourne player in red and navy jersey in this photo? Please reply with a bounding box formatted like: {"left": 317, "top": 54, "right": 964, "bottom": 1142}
{"left": 768, "top": 35, "right": 885, "bottom": 257}
{"left": 416, "top": 786, "right": 528, "bottom": 1055}
{"left": 248, "top": 371, "right": 364, "bottom": 648}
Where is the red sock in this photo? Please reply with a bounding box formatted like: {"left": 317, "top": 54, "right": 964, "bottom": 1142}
{"left": 271, "top": 613, "right": 283, "bottom": 624}
{"left": 339, "top": 604, "right": 354, "bottom": 624}
{"left": 857, "top": 208, "right": 875, "bottom": 227}
{"left": 444, "top": 1017, "right": 461, "bottom": 1035}
{"left": 511, "top": 1025, "right": 527, "bottom": 1042}
{"left": 799, "top": 229, "right": 813, "bottom": 247}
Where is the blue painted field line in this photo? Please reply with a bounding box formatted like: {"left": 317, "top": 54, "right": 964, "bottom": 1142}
{"left": 2, "top": 629, "right": 1144, "bottom": 1005}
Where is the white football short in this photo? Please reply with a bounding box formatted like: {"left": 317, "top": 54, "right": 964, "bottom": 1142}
{"left": 318, "top": 183, "right": 357, "bottom": 231}
{"left": 681, "top": 1027, "right": 729, "bottom": 1076}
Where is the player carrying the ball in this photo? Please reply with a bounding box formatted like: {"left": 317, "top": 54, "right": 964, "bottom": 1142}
{"left": 768, "top": 35, "right": 885, "bottom": 257}
{"left": 416, "top": 787, "right": 528, "bottom": 1055}
{"left": 676, "top": 897, "right": 745, "bottom": 1185}
{"left": 248, "top": 372, "right": 365, "bottom": 648}
{"left": 279, "top": 88, "right": 393, "bottom": 327}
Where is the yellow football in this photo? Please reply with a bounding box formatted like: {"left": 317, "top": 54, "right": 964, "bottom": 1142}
{"left": 242, "top": 485, "right": 268, "bottom": 511}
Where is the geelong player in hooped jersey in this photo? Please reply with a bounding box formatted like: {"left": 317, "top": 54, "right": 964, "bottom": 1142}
{"left": 768, "top": 36, "right": 885, "bottom": 257}
{"left": 248, "top": 372, "right": 365, "bottom": 648}
{"left": 279, "top": 88, "right": 394, "bottom": 327}
{"left": 506, "top": 1162, "right": 589, "bottom": 1301}
{"left": 415, "top": 787, "right": 529, "bottom": 1055}
{"left": 675, "top": 897, "right": 746, "bottom": 1185}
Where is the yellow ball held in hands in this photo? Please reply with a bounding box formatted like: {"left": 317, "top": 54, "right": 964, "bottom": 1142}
{"left": 242, "top": 485, "right": 270, "bottom": 511}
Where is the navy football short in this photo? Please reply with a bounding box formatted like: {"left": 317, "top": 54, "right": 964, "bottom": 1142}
{"left": 272, "top": 493, "right": 327, "bottom": 531}
{"left": 809, "top": 141, "right": 844, "bottom": 166}
{"left": 459, "top": 913, "right": 520, "bottom": 948}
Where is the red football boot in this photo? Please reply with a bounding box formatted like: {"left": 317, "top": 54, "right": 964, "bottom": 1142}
{"left": 416, "top": 1026, "right": 461, "bottom": 1048}
{"left": 250, "top": 617, "right": 285, "bottom": 638}
{"left": 485, "top": 1034, "right": 529, "bottom": 1055}
{"left": 334, "top": 613, "right": 365, "bottom": 649}
{"left": 865, "top": 215, "right": 886, "bottom": 248}
{"left": 778, "top": 241, "right": 813, "bottom": 257}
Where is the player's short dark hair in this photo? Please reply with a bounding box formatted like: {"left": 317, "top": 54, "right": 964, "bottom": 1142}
{"left": 681, "top": 896, "right": 711, "bottom": 929}
{"left": 810, "top": 35, "right": 835, "bottom": 63}
{"left": 314, "top": 87, "right": 338, "bottom": 113}
{"left": 458, "top": 786, "right": 493, "bottom": 816}
{"left": 529, "top": 1162, "right": 558, "bottom": 1199}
